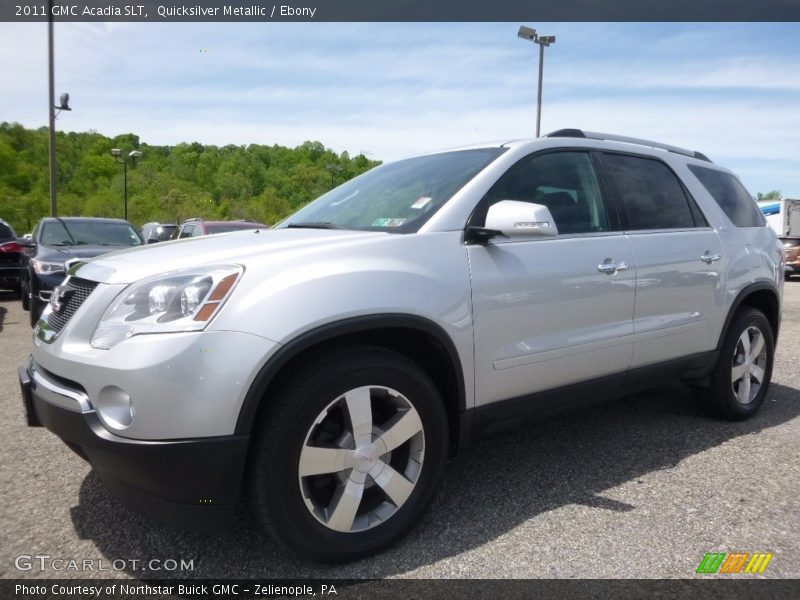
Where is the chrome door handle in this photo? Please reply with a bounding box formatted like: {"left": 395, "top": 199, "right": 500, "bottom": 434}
{"left": 700, "top": 252, "right": 721, "bottom": 264}
{"left": 597, "top": 260, "right": 629, "bottom": 273}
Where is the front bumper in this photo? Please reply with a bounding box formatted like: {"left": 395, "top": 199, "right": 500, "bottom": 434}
{"left": 0, "top": 265, "right": 20, "bottom": 289}
{"left": 32, "top": 271, "right": 67, "bottom": 301}
{"left": 19, "top": 358, "right": 249, "bottom": 532}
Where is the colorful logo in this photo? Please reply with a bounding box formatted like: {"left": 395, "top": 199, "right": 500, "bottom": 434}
{"left": 696, "top": 552, "right": 773, "bottom": 574}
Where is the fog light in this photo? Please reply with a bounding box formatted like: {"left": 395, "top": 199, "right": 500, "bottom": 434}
{"left": 95, "top": 386, "right": 134, "bottom": 429}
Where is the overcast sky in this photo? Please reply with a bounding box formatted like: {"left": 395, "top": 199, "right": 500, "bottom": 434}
{"left": 1, "top": 22, "right": 799, "bottom": 197}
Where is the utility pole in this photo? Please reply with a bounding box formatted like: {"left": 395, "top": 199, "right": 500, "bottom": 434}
{"left": 47, "top": 0, "right": 57, "bottom": 216}
{"left": 47, "top": 1, "right": 71, "bottom": 216}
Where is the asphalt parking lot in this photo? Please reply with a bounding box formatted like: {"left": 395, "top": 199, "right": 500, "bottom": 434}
{"left": 1, "top": 283, "right": 798, "bottom": 580}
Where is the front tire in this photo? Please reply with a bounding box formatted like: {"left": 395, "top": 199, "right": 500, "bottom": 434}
{"left": 694, "top": 308, "right": 774, "bottom": 420}
{"left": 21, "top": 281, "right": 30, "bottom": 311}
{"left": 248, "top": 344, "right": 449, "bottom": 562}
{"left": 29, "top": 297, "right": 44, "bottom": 327}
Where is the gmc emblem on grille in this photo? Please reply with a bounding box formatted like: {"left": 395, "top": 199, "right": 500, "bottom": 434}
{"left": 49, "top": 285, "right": 74, "bottom": 313}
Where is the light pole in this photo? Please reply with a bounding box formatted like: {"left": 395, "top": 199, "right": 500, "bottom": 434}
{"left": 325, "top": 163, "right": 343, "bottom": 189}
{"left": 47, "top": 0, "right": 71, "bottom": 216}
{"left": 517, "top": 26, "right": 556, "bottom": 138}
{"left": 110, "top": 149, "right": 143, "bottom": 221}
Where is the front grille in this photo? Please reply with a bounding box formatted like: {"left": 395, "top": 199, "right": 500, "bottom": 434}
{"left": 46, "top": 277, "right": 99, "bottom": 333}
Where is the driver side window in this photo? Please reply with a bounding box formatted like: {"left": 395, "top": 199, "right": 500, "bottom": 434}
{"left": 477, "top": 151, "right": 610, "bottom": 235}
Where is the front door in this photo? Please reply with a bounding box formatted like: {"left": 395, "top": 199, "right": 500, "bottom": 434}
{"left": 467, "top": 150, "right": 636, "bottom": 406}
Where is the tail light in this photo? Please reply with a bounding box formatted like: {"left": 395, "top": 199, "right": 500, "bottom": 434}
{"left": 0, "top": 241, "right": 22, "bottom": 253}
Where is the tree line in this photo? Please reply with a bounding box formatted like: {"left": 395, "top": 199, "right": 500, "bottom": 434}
{"left": 0, "top": 122, "right": 381, "bottom": 234}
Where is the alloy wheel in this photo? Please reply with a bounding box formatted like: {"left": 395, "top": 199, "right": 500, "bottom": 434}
{"left": 297, "top": 385, "right": 425, "bottom": 533}
{"left": 731, "top": 325, "right": 768, "bottom": 404}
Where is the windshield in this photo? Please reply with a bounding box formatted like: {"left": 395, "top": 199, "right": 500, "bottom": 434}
{"left": 41, "top": 221, "right": 143, "bottom": 247}
{"left": 278, "top": 148, "right": 506, "bottom": 233}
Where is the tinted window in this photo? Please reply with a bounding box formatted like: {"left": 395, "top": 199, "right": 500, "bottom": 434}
{"left": 478, "top": 151, "right": 610, "bottom": 234}
{"left": 603, "top": 154, "right": 697, "bottom": 230}
{"left": 156, "top": 225, "right": 178, "bottom": 241}
{"left": 688, "top": 165, "right": 765, "bottom": 228}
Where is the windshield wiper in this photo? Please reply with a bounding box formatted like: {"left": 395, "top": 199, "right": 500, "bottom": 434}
{"left": 55, "top": 217, "right": 77, "bottom": 245}
{"left": 286, "top": 221, "right": 342, "bottom": 230}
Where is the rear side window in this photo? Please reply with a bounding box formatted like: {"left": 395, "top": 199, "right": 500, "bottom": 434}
{"left": 688, "top": 165, "right": 765, "bottom": 228}
{"left": 602, "top": 153, "right": 701, "bottom": 230}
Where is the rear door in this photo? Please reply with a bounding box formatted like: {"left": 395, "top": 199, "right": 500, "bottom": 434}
{"left": 598, "top": 152, "right": 723, "bottom": 368}
{"left": 468, "top": 150, "right": 636, "bottom": 406}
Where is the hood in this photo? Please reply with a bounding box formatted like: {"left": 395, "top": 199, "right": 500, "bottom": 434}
{"left": 76, "top": 228, "right": 388, "bottom": 284}
{"left": 40, "top": 245, "right": 134, "bottom": 262}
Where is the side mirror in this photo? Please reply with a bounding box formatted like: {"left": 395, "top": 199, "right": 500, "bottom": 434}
{"left": 483, "top": 200, "right": 558, "bottom": 239}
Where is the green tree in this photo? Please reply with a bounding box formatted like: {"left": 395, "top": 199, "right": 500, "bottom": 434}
{"left": 0, "top": 123, "right": 380, "bottom": 233}
{"left": 756, "top": 191, "right": 782, "bottom": 202}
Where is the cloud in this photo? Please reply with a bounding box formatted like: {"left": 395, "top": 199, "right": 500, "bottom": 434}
{"left": 1, "top": 22, "right": 798, "bottom": 197}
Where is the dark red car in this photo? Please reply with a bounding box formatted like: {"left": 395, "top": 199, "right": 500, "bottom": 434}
{"left": 173, "top": 218, "right": 267, "bottom": 239}
{"left": 0, "top": 218, "right": 22, "bottom": 296}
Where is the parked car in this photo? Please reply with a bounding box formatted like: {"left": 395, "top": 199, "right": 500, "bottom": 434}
{"left": 0, "top": 218, "right": 23, "bottom": 296}
{"left": 19, "top": 217, "right": 143, "bottom": 326}
{"left": 140, "top": 222, "right": 178, "bottom": 244}
{"left": 784, "top": 238, "right": 800, "bottom": 279}
{"left": 173, "top": 218, "right": 267, "bottom": 239}
{"left": 20, "top": 131, "right": 784, "bottom": 562}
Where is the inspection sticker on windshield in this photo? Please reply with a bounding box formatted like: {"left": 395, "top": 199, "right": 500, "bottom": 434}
{"left": 372, "top": 218, "right": 407, "bottom": 227}
{"left": 411, "top": 196, "right": 432, "bottom": 210}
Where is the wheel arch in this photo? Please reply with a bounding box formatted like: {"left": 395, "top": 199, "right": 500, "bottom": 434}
{"left": 235, "top": 314, "right": 467, "bottom": 454}
{"left": 718, "top": 282, "right": 781, "bottom": 349}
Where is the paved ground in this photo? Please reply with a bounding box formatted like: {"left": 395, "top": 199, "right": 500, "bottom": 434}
{"left": 1, "top": 283, "right": 798, "bottom": 580}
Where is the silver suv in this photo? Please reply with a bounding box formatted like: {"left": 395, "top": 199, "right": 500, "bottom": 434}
{"left": 19, "top": 130, "right": 784, "bottom": 562}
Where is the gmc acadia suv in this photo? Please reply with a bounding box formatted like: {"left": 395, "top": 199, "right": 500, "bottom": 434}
{"left": 19, "top": 131, "right": 784, "bottom": 562}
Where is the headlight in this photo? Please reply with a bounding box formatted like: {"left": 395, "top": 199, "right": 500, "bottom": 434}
{"left": 32, "top": 259, "right": 65, "bottom": 275}
{"left": 90, "top": 265, "right": 243, "bottom": 349}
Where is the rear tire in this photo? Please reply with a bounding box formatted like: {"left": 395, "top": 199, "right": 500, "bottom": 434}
{"left": 248, "top": 344, "right": 449, "bottom": 562}
{"left": 21, "top": 281, "right": 30, "bottom": 311}
{"left": 694, "top": 308, "right": 774, "bottom": 420}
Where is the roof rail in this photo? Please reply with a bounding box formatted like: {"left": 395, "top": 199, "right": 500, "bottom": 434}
{"left": 545, "top": 129, "right": 712, "bottom": 163}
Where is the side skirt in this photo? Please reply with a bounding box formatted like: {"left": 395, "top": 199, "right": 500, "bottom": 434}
{"left": 458, "top": 351, "right": 718, "bottom": 449}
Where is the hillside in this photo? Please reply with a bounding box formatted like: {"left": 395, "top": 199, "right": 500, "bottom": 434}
{"left": 0, "top": 122, "right": 380, "bottom": 233}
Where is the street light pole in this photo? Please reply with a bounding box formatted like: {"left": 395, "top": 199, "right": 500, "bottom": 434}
{"left": 517, "top": 26, "right": 556, "bottom": 138}
{"left": 123, "top": 161, "right": 128, "bottom": 221}
{"left": 325, "top": 163, "right": 343, "bottom": 190}
{"left": 46, "top": 1, "right": 71, "bottom": 217}
{"left": 536, "top": 41, "right": 544, "bottom": 138}
{"left": 47, "top": 1, "right": 57, "bottom": 216}
{"left": 110, "top": 149, "right": 142, "bottom": 221}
